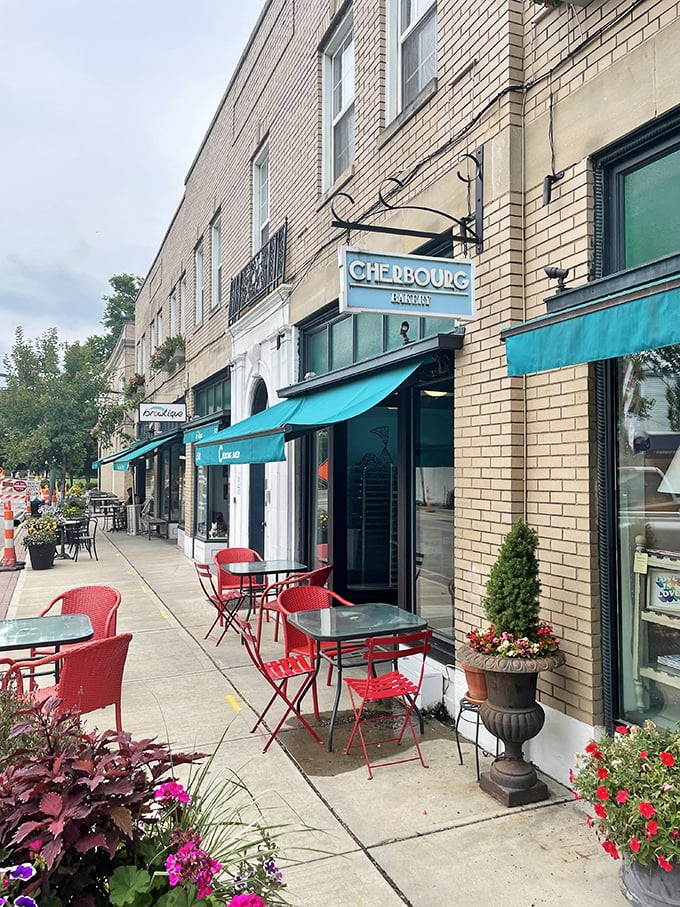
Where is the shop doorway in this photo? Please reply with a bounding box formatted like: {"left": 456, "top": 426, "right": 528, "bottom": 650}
{"left": 249, "top": 380, "right": 268, "bottom": 556}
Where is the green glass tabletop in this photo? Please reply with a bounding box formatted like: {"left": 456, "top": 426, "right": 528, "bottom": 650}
{"left": 287, "top": 603, "right": 427, "bottom": 641}
{"left": 0, "top": 614, "right": 94, "bottom": 651}
{"left": 221, "top": 560, "right": 306, "bottom": 576}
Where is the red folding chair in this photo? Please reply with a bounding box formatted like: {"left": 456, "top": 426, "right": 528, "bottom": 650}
{"left": 194, "top": 563, "right": 245, "bottom": 645}
{"left": 278, "top": 584, "right": 358, "bottom": 718}
{"left": 2, "top": 633, "right": 133, "bottom": 733}
{"left": 233, "top": 616, "right": 322, "bottom": 752}
{"left": 256, "top": 564, "right": 334, "bottom": 647}
{"left": 213, "top": 547, "right": 264, "bottom": 619}
{"left": 343, "top": 628, "right": 433, "bottom": 779}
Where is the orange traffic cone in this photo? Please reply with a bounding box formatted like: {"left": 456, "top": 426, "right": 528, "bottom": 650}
{"left": 1, "top": 504, "right": 24, "bottom": 570}
{"left": 41, "top": 487, "right": 49, "bottom": 503}
{"left": 51, "top": 487, "right": 57, "bottom": 504}
{"left": 25, "top": 491, "right": 31, "bottom": 519}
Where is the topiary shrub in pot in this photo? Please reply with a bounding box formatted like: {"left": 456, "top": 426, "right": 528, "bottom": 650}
{"left": 458, "top": 519, "right": 566, "bottom": 806}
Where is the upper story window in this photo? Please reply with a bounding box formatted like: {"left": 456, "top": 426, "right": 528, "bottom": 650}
{"left": 195, "top": 373, "right": 231, "bottom": 418}
{"left": 388, "top": 0, "right": 436, "bottom": 118}
{"left": 195, "top": 243, "right": 204, "bottom": 325}
{"left": 211, "top": 216, "right": 222, "bottom": 309}
{"left": 149, "top": 320, "right": 155, "bottom": 359}
{"left": 179, "top": 274, "right": 187, "bottom": 335}
{"left": 137, "top": 338, "right": 145, "bottom": 374}
{"left": 169, "top": 291, "right": 177, "bottom": 336}
{"left": 157, "top": 310, "right": 163, "bottom": 346}
{"left": 323, "top": 13, "right": 355, "bottom": 188}
{"left": 253, "top": 143, "right": 270, "bottom": 252}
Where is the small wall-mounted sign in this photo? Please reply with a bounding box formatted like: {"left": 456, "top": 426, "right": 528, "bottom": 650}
{"left": 339, "top": 247, "right": 475, "bottom": 320}
{"left": 139, "top": 402, "right": 187, "bottom": 423}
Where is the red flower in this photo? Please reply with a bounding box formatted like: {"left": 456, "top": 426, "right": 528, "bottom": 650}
{"left": 615, "top": 790, "right": 629, "bottom": 804}
{"left": 672, "top": 829, "right": 680, "bottom": 840}
{"left": 585, "top": 742, "right": 598, "bottom": 754}
{"left": 630, "top": 837, "right": 641, "bottom": 853}
{"left": 597, "top": 767, "right": 609, "bottom": 780}
{"left": 594, "top": 803, "right": 607, "bottom": 819}
{"left": 658, "top": 856, "right": 673, "bottom": 872}
{"left": 639, "top": 801, "right": 655, "bottom": 819}
{"left": 639, "top": 750, "right": 649, "bottom": 759}
{"left": 602, "top": 840, "right": 620, "bottom": 860}
{"left": 615, "top": 725, "right": 630, "bottom": 735}
{"left": 596, "top": 786, "right": 610, "bottom": 801}
{"left": 646, "top": 820, "right": 659, "bottom": 836}
{"left": 586, "top": 815, "right": 594, "bottom": 828}
{"left": 661, "top": 751, "right": 675, "bottom": 767}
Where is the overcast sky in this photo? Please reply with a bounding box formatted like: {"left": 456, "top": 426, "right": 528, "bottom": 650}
{"left": 0, "top": 0, "right": 266, "bottom": 369}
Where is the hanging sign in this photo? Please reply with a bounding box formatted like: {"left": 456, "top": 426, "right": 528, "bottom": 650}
{"left": 139, "top": 402, "right": 186, "bottom": 423}
{"left": 339, "top": 247, "right": 475, "bottom": 320}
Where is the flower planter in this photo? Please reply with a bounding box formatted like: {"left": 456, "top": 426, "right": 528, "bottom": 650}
{"left": 27, "top": 543, "right": 56, "bottom": 570}
{"left": 461, "top": 662, "right": 488, "bottom": 704}
{"left": 621, "top": 856, "right": 680, "bottom": 906}
{"left": 458, "top": 645, "right": 566, "bottom": 806}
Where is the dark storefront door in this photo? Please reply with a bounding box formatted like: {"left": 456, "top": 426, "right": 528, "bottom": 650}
{"left": 249, "top": 380, "right": 268, "bottom": 557}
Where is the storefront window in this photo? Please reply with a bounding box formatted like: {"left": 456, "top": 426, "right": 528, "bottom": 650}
{"left": 346, "top": 406, "right": 398, "bottom": 588}
{"left": 617, "top": 347, "right": 680, "bottom": 726}
{"left": 196, "top": 466, "right": 208, "bottom": 538}
{"left": 194, "top": 464, "right": 229, "bottom": 541}
{"left": 312, "top": 429, "right": 329, "bottom": 568}
{"left": 414, "top": 381, "right": 454, "bottom": 639}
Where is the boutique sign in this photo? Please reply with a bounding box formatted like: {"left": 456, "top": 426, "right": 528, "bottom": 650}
{"left": 139, "top": 402, "right": 187, "bottom": 422}
{"left": 339, "top": 247, "right": 475, "bottom": 320}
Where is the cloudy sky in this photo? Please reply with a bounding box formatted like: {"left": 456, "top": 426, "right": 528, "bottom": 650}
{"left": 0, "top": 0, "right": 265, "bottom": 368}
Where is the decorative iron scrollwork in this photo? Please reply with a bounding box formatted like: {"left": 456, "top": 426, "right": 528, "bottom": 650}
{"left": 330, "top": 147, "right": 483, "bottom": 253}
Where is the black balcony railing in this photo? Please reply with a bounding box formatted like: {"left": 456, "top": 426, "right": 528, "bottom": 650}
{"left": 228, "top": 219, "right": 288, "bottom": 325}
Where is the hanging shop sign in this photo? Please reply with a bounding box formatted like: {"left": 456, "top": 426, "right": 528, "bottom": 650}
{"left": 139, "top": 402, "right": 187, "bottom": 423}
{"left": 339, "top": 247, "right": 475, "bottom": 320}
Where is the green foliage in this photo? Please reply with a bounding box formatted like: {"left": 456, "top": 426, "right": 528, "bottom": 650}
{"left": 149, "top": 336, "right": 185, "bottom": 372}
{"left": 482, "top": 519, "right": 541, "bottom": 639}
{"left": 23, "top": 514, "right": 61, "bottom": 547}
{"left": 101, "top": 274, "right": 143, "bottom": 358}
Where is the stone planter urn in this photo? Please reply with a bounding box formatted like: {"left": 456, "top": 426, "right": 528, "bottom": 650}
{"left": 621, "top": 856, "right": 680, "bottom": 906}
{"left": 27, "top": 543, "right": 56, "bottom": 571}
{"left": 458, "top": 644, "right": 566, "bottom": 806}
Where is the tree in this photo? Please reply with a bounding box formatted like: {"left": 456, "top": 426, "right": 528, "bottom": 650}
{"left": 101, "top": 273, "right": 142, "bottom": 357}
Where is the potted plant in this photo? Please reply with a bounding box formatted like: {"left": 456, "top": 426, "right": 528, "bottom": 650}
{"left": 458, "top": 519, "right": 565, "bottom": 806}
{"left": 149, "top": 335, "right": 185, "bottom": 372}
{"left": 125, "top": 373, "right": 145, "bottom": 399}
{"left": 23, "top": 513, "right": 61, "bottom": 570}
{"left": 572, "top": 721, "right": 680, "bottom": 905}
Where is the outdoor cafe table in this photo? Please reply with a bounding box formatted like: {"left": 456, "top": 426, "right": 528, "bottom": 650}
{"left": 221, "top": 559, "right": 306, "bottom": 617}
{"left": 287, "top": 603, "right": 427, "bottom": 751}
{"left": 0, "top": 613, "right": 94, "bottom": 680}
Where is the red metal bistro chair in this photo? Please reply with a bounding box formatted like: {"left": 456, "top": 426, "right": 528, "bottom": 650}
{"left": 256, "top": 564, "right": 334, "bottom": 647}
{"left": 194, "top": 563, "right": 245, "bottom": 645}
{"left": 3, "top": 633, "right": 133, "bottom": 733}
{"left": 213, "top": 547, "right": 265, "bottom": 618}
{"left": 343, "top": 628, "right": 433, "bottom": 780}
{"left": 233, "top": 616, "right": 322, "bottom": 753}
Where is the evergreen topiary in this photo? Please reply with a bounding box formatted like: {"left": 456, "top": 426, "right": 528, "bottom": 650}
{"left": 483, "top": 519, "right": 541, "bottom": 639}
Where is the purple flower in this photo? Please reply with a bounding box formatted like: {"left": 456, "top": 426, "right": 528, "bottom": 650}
{"left": 15, "top": 898, "right": 37, "bottom": 907}
{"left": 9, "top": 867, "right": 35, "bottom": 882}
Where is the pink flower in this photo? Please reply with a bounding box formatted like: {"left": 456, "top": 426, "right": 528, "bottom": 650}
{"left": 661, "top": 751, "right": 675, "bottom": 767}
{"left": 639, "top": 801, "right": 655, "bottom": 819}
{"left": 615, "top": 790, "right": 629, "bottom": 804}
{"left": 658, "top": 856, "right": 673, "bottom": 872}
{"left": 155, "top": 781, "right": 190, "bottom": 804}
{"left": 226, "top": 897, "right": 267, "bottom": 907}
{"left": 596, "top": 786, "right": 610, "bottom": 801}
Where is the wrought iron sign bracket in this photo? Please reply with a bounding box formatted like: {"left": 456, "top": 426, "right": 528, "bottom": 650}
{"left": 330, "top": 147, "right": 483, "bottom": 254}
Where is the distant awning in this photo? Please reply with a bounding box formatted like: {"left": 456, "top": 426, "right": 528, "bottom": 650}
{"left": 502, "top": 259, "right": 680, "bottom": 376}
{"left": 110, "top": 434, "right": 178, "bottom": 472}
{"left": 195, "top": 357, "right": 428, "bottom": 466}
{"left": 183, "top": 421, "right": 221, "bottom": 444}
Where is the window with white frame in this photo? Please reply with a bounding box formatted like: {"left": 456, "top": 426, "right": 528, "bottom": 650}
{"left": 157, "top": 310, "right": 163, "bottom": 345}
{"left": 211, "top": 216, "right": 222, "bottom": 308}
{"left": 149, "top": 319, "right": 155, "bottom": 357}
{"left": 169, "top": 291, "right": 177, "bottom": 336}
{"left": 179, "top": 274, "right": 186, "bottom": 335}
{"left": 139, "top": 334, "right": 146, "bottom": 373}
{"left": 253, "top": 144, "right": 269, "bottom": 252}
{"left": 388, "top": 0, "right": 436, "bottom": 118}
{"left": 323, "top": 13, "right": 354, "bottom": 187}
{"left": 195, "top": 243, "right": 204, "bottom": 325}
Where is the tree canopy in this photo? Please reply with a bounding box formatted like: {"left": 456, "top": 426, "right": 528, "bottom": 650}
{"left": 101, "top": 273, "right": 142, "bottom": 358}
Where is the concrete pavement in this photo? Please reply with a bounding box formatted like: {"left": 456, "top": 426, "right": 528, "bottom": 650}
{"left": 1, "top": 528, "right": 627, "bottom": 906}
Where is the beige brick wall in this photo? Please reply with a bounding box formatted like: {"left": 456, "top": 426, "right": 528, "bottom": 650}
{"left": 133, "top": 0, "right": 680, "bottom": 728}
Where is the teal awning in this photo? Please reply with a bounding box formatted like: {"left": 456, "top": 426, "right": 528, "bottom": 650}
{"left": 183, "top": 421, "right": 221, "bottom": 444}
{"left": 91, "top": 459, "right": 101, "bottom": 470}
{"left": 112, "top": 435, "right": 174, "bottom": 472}
{"left": 502, "top": 275, "right": 680, "bottom": 376}
{"left": 195, "top": 357, "right": 427, "bottom": 466}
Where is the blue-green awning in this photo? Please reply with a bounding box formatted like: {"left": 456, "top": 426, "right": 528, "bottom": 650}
{"left": 112, "top": 436, "right": 173, "bottom": 472}
{"left": 91, "top": 459, "right": 101, "bottom": 470}
{"left": 502, "top": 276, "right": 680, "bottom": 376}
{"left": 183, "top": 421, "right": 221, "bottom": 444}
{"left": 195, "top": 357, "right": 427, "bottom": 466}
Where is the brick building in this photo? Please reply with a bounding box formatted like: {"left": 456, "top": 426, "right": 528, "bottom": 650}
{"left": 102, "top": 0, "right": 680, "bottom": 783}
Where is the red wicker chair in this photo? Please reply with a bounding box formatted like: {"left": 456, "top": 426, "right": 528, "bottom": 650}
{"left": 2, "top": 633, "right": 133, "bottom": 732}
{"left": 233, "top": 616, "right": 322, "bottom": 752}
{"left": 343, "top": 628, "right": 433, "bottom": 779}
{"left": 194, "top": 563, "right": 245, "bottom": 645}
{"left": 30, "top": 585, "right": 121, "bottom": 664}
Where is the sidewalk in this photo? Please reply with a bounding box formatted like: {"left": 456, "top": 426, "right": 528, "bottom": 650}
{"left": 3, "top": 530, "right": 627, "bottom": 907}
